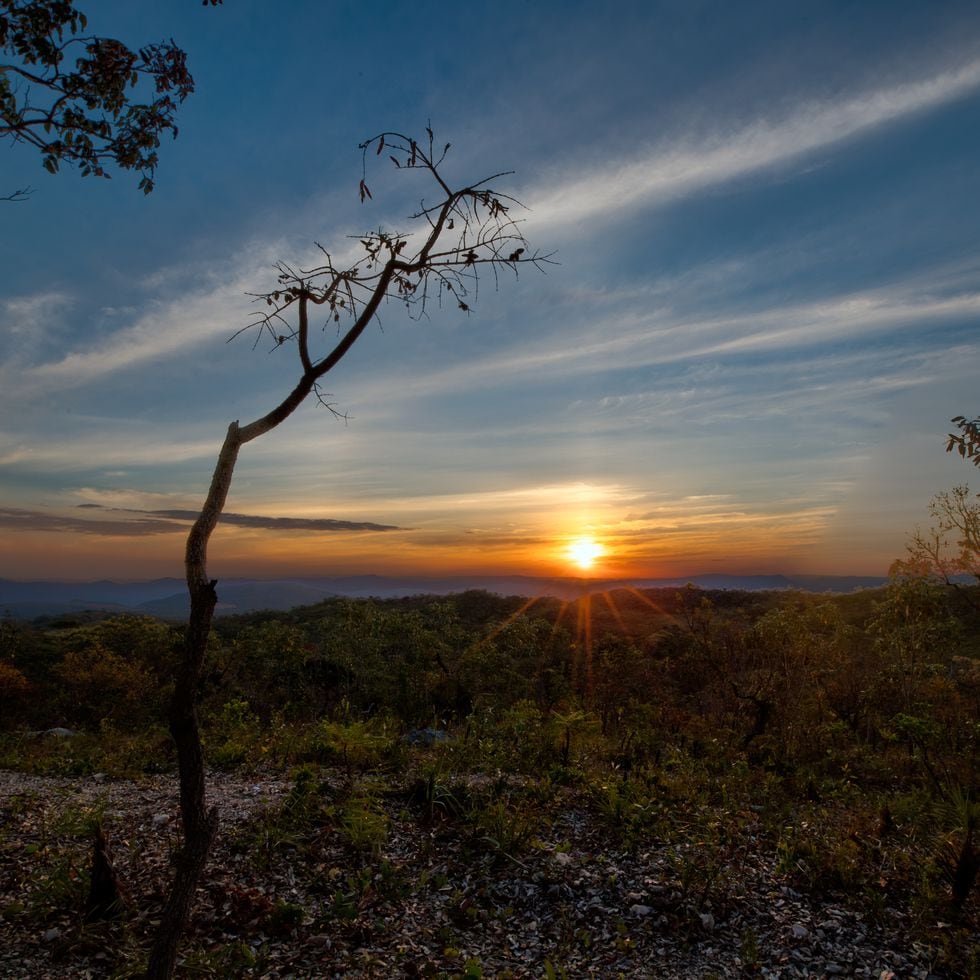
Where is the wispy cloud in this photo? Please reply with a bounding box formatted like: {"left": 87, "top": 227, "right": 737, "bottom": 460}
{"left": 28, "top": 280, "right": 251, "bottom": 387}
{"left": 4, "top": 234, "right": 300, "bottom": 394}
{"left": 146, "top": 509, "right": 399, "bottom": 532}
{"left": 326, "top": 481, "right": 638, "bottom": 518}
{"left": 606, "top": 499, "right": 838, "bottom": 572}
{"left": 0, "top": 507, "right": 179, "bottom": 537}
{"left": 14, "top": 228, "right": 402, "bottom": 393}
{"left": 569, "top": 345, "right": 962, "bottom": 428}
{"left": 17, "top": 61, "right": 980, "bottom": 395}
{"left": 349, "top": 281, "right": 980, "bottom": 402}
{"left": 1, "top": 504, "right": 401, "bottom": 537}
{"left": 0, "top": 434, "right": 222, "bottom": 469}
{"left": 527, "top": 59, "right": 980, "bottom": 229}
{"left": 0, "top": 290, "right": 72, "bottom": 337}
{"left": 0, "top": 291, "right": 75, "bottom": 373}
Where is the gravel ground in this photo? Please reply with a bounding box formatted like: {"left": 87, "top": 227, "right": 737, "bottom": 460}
{"left": 0, "top": 769, "right": 973, "bottom": 978}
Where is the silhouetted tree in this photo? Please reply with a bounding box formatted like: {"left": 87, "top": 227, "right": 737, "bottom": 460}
{"left": 146, "top": 128, "right": 551, "bottom": 979}
{"left": 896, "top": 486, "right": 979, "bottom": 583}
{"left": 0, "top": 0, "right": 215, "bottom": 194}
{"left": 892, "top": 485, "right": 980, "bottom": 618}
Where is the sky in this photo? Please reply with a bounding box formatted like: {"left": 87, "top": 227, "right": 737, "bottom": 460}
{"left": 1, "top": 0, "right": 979, "bottom": 582}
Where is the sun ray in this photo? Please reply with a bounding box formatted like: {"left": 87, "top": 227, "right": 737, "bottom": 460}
{"left": 549, "top": 599, "right": 572, "bottom": 644}
{"left": 569, "top": 589, "right": 595, "bottom": 704}
{"left": 583, "top": 590, "right": 593, "bottom": 703}
{"left": 623, "top": 585, "right": 685, "bottom": 626}
{"left": 479, "top": 594, "right": 542, "bottom": 647}
{"left": 599, "top": 589, "right": 631, "bottom": 637}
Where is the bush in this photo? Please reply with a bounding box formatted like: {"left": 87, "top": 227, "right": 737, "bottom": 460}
{"left": 0, "top": 660, "right": 31, "bottom": 729}
{"left": 55, "top": 643, "right": 158, "bottom": 731}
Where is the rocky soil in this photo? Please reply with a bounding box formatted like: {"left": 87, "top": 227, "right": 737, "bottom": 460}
{"left": 0, "top": 769, "right": 972, "bottom": 978}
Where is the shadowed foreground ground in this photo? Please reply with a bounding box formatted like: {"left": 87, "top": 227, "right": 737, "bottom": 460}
{"left": 1, "top": 768, "right": 969, "bottom": 979}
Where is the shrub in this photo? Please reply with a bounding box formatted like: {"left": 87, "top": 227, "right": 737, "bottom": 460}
{"left": 0, "top": 660, "right": 31, "bottom": 728}
{"left": 55, "top": 643, "right": 158, "bottom": 731}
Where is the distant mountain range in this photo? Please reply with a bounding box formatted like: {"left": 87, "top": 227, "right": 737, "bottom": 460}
{"left": 0, "top": 572, "right": 890, "bottom": 620}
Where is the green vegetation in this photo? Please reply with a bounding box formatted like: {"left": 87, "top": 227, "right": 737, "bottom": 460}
{"left": 1, "top": 571, "right": 979, "bottom": 974}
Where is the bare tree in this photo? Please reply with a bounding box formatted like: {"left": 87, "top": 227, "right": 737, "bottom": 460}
{"left": 146, "top": 128, "right": 552, "bottom": 979}
{"left": 892, "top": 485, "right": 980, "bottom": 613}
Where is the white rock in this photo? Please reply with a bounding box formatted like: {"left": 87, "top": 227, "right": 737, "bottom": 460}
{"left": 630, "top": 904, "right": 654, "bottom": 916}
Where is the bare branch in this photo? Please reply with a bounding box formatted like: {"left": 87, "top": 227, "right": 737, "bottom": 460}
{"left": 243, "top": 130, "right": 553, "bottom": 380}
{"left": 0, "top": 185, "right": 32, "bottom": 201}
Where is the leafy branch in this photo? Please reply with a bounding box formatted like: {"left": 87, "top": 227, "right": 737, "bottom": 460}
{"left": 946, "top": 416, "right": 980, "bottom": 468}
{"left": 0, "top": 0, "right": 201, "bottom": 193}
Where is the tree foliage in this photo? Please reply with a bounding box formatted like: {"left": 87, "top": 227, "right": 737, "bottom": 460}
{"left": 946, "top": 415, "right": 980, "bottom": 468}
{"left": 0, "top": 0, "right": 202, "bottom": 193}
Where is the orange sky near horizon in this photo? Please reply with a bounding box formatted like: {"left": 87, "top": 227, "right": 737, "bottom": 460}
{"left": 0, "top": 477, "right": 902, "bottom": 582}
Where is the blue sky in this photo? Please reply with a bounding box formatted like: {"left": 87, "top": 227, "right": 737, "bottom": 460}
{"left": 1, "top": 0, "right": 979, "bottom": 580}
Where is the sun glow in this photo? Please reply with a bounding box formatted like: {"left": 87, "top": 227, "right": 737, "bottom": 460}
{"left": 567, "top": 535, "right": 604, "bottom": 571}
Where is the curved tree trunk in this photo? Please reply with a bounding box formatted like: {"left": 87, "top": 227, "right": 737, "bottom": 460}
{"left": 143, "top": 365, "right": 336, "bottom": 978}
{"left": 145, "top": 423, "right": 242, "bottom": 980}
{"left": 139, "top": 133, "right": 536, "bottom": 975}
{"left": 145, "top": 376, "right": 319, "bottom": 979}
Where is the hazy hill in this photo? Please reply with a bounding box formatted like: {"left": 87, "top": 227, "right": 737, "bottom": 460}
{"left": 137, "top": 581, "right": 340, "bottom": 618}
{"left": 0, "top": 572, "right": 889, "bottom": 620}
{"left": 0, "top": 578, "right": 184, "bottom": 620}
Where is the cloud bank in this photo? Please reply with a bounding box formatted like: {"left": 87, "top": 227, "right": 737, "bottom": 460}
{"left": 0, "top": 506, "right": 400, "bottom": 537}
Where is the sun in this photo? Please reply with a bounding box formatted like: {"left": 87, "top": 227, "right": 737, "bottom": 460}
{"left": 567, "top": 535, "right": 604, "bottom": 571}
